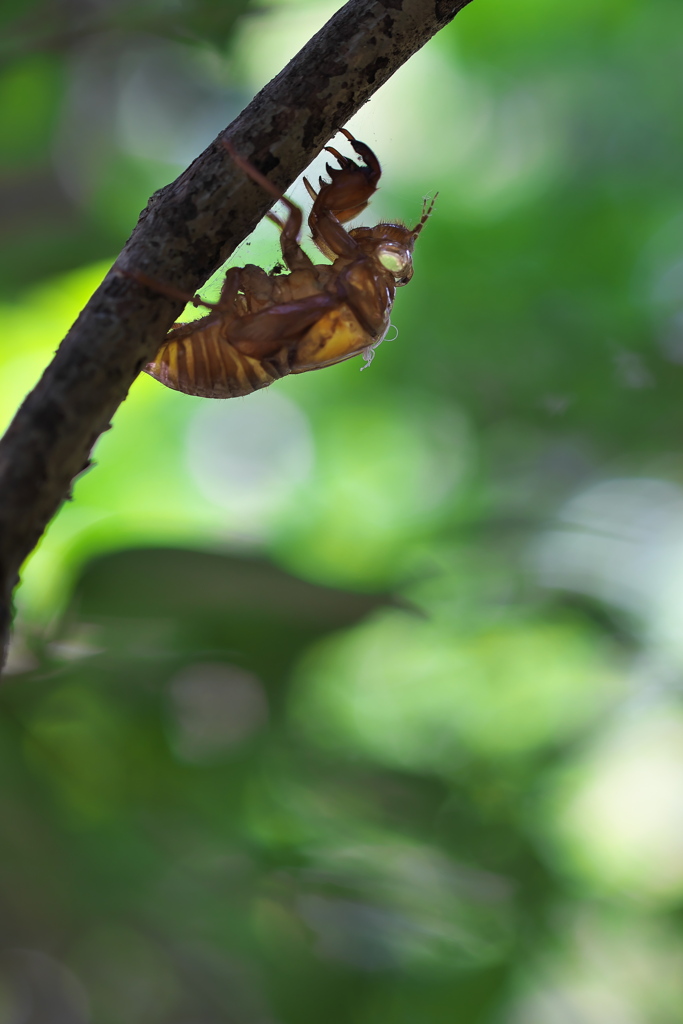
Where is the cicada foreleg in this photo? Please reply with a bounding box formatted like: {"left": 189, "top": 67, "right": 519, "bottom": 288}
{"left": 304, "top": 128, "right": 382, "bottom": 260}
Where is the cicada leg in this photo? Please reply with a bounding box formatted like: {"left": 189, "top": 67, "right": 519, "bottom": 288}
{"left": 228, "top": 293, "right": 340, "bottom": 359}
{"left": 118, "top": 267, "right": 240, "bottom": 316}
{"left": 223, "top": 139, "right": 313, "bottom": 273}
{"left": 304, "top": 129, "right": 382, "bottom": 260}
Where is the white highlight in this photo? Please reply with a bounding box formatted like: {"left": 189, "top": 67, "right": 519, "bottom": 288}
{"left": 361, "top": 322, "right": 398, "bottom": 371}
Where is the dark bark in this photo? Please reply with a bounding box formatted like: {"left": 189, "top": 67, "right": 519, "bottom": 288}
{"left": 0, "top": 0, "right": 474, "bottom": 669}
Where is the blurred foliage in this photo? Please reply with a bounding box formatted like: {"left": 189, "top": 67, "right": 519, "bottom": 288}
{"left": 0, "top": 0, "right": 253, "bottom": 294}
{"left": 3, "top": 0, "right": 683, "bottom": 1021}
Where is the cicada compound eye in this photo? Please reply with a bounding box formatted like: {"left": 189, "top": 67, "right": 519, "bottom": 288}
{"left": 376, "top": 243, "right": 412, "bottom": 283}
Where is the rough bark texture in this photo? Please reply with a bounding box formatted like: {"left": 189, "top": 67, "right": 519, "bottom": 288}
{"left": 0, "top": 0, "right": 473, "bottom": 668}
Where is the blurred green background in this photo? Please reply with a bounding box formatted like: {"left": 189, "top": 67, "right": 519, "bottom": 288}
{"left": 3, "top": 0, "right": 683, "bottom": 1020}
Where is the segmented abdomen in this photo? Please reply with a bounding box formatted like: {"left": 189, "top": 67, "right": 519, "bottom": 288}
{"left": 145, "top": 320, "right": 287, "bottom": 399}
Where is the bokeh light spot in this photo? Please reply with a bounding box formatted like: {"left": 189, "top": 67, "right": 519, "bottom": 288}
{"left": 169, "top": 662, "right": 268, "bottom": 762}
{"left": 185, "top": 389, "right": 314, "bottom": 538}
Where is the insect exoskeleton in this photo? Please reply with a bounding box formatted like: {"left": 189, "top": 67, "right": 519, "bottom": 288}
{"left": 134, "top": 129, "right": 436, "bottom": 399}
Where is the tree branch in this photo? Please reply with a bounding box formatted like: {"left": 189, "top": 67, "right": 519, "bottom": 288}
{"left": 0, "top": 0, "right": 473, "bottom": 668}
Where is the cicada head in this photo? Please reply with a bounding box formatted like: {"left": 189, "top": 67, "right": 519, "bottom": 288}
{"left": 349, "top": 194, "right": 437, "bottom": 286}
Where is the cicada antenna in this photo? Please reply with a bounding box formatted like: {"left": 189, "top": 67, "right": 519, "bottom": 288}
{"left": 411, "top": 192, "right": 438, "bottom": 239}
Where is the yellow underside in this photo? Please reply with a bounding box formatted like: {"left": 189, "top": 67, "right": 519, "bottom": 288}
{"left": 292, "top": 305, "right": 380, "bottom": 372}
